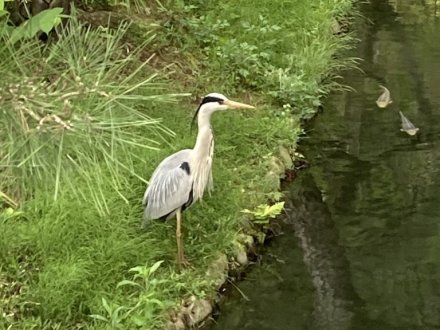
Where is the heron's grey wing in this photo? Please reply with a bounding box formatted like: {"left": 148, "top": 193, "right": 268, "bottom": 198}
{"left": 143, "top": 150, "right": 193, "bottom": 220}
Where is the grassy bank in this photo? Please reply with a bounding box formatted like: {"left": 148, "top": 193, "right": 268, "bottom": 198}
{"left": 0, "top": 0, "right": 354, "bottom": 329}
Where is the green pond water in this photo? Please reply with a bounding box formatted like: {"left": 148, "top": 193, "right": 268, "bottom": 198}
{"left": 208, "top": 1, "right": 440, "bottom": 329}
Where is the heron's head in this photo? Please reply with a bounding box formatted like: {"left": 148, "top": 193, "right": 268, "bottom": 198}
{"left": 191, "top": 93, "right": 254, "bottom": 128}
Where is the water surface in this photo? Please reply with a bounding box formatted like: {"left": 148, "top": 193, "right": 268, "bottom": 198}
{"left": 209, "top": 1, "right": 440, "bottom": 329}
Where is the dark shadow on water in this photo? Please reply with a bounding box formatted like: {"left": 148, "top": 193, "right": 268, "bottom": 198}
{"left": 284, "top": 173, "right": 369, "bottom": 330}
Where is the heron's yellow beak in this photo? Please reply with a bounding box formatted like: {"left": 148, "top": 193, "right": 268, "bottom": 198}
{"left": 223, "top": 99, "right": 255, "bottom": 109}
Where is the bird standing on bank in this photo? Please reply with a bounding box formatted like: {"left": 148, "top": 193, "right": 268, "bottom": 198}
{"left": 142, "top": 93, "right": 255, "bottom": 267}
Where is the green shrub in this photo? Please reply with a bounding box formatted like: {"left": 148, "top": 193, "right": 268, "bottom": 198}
{"left": 0, "top": 11, "right": 183, "bottom": 212}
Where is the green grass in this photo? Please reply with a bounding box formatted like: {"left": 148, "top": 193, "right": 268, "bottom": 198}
{"left": 0, "top": 0, "right": 355, "bottom": 329}
{"left": 153, "top": 0, "right": 357, "bottom": 117}
{"left": 0, "top": 13, "right": 182, "bottom": 209}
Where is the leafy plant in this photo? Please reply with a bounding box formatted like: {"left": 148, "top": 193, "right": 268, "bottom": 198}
{"left": 117, "top": 260, "right": 164, "bottom": 291}
{"left": 211, "top": 39, "right": 271, "bottom": 88}
{"left": 0, "top": 0, "right": 9, "bottom": 18}
{"left": 0, "top": 0, "right": 64, "bottom": 42}
{"left": 161, "top": 0, "right": 357, "bottom": 117}
{"left": 242, "top": 202, "right": 285, "bottom": 224}
{"left": 90, "top": 297, "right": 131, "bottom": 329}
{"left": 91, "top": 261, "right": 169, "bottom": 328}
{"left": 9, "top": 7, "right": 64, "bottom": 44}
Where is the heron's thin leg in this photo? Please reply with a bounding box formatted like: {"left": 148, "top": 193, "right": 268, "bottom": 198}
{"left": 176, "top": 208, "right": 185, "bottom": 267}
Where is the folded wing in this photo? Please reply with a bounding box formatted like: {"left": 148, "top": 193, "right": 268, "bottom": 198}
{"left": 143, "top": 150, "right": 193, "bottom": 221}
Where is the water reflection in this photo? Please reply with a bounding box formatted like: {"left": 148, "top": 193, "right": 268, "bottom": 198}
{"left": 206, "top": 222, "right": 315, "bottom": 330}
{"left": 284, "top": 173, "right": 363, "bottom": 330}
{"left": 210, "top": 0, "right": 440, "bottom": 329}
{"left": 303, "top": 0, "right": 440, "bottom": 327}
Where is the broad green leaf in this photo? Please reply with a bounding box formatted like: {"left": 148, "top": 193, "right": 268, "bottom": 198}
{"left": 147, "top": 298, "right": 164, "bottom": 307}
{"left": 0, "top": 0, "right": 12, "bottom": 12}
{"left": 89, "top": 314, "right": 109, "bottom": 322}
{"left": 263, "top": 201, "right": 285, "bottom": 218}
{"left": 241, "top": 209, "right": 254, "bottom": 215}
{"left": 9, "top": 7, "right": 64, "bottom": 44}
{"left": 37, "top": 7, "right": 63, "bottom": 33}
{"left": 241, "top": 202, "right": 285, "bottom": 222}
{"left": 101, "top": 297, "right": 111, "bottom": 315}
{"left": 113, "top": 305, "right": 126, "bottom": 316}
{"left": 253, "top": 218, "right": 271, "bottom": 224}
{"left": 128, "top": 266, "right": 145, "bottom": 273}
{"left": 116, "top": 279, "right": 142, "bottom": 288}
{"left": 148, "top": 260, "right": 164, "bottom": 275}
{"left": 132, "top": 316, "right": 146, "bottom": 326}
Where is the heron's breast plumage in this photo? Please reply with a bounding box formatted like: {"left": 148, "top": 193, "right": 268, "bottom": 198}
{"left": 191, "top": 135, "right": 214, "bottom": 202}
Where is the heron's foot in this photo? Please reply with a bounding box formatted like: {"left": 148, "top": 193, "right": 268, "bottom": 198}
{"left": 177, "top": 254, "right": 191, "bottom": 269}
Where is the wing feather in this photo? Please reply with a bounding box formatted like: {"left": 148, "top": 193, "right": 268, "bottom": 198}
{"left": 143, "top": 150, "right": 193, "bottom": 220}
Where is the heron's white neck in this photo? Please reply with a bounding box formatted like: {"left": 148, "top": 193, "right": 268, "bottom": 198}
{"left": 193, "top": 111, "right": 213, "bottom": 157}
{"left": 191, "top": 110, "right": 215, "bottom": 201}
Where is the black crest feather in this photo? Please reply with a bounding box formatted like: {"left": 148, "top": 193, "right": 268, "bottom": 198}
{"left": 190, "top": 96, "right": 225, "bottom": 131}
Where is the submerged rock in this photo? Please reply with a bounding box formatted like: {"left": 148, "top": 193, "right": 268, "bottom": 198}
{"left": 270, "top": 156, "right": 285, "bottom": 177}
{"left": 166, "top": 315, "right": 185, "bottom": 330}
{"left": 279, "top": 146, "right": 294, "bottom": 169}
{"left": 206, "top": 254, "right": 229, "bottom": 288}
{"left": 185, "top": 296, "right": 213, "bottom": 327}
{"left": 236, "top": 250, "right": 249, "bottom": 266}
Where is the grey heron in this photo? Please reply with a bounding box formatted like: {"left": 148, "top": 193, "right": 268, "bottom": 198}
{"left": 142, "top": 93, "right": 255, "bottom": 266}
